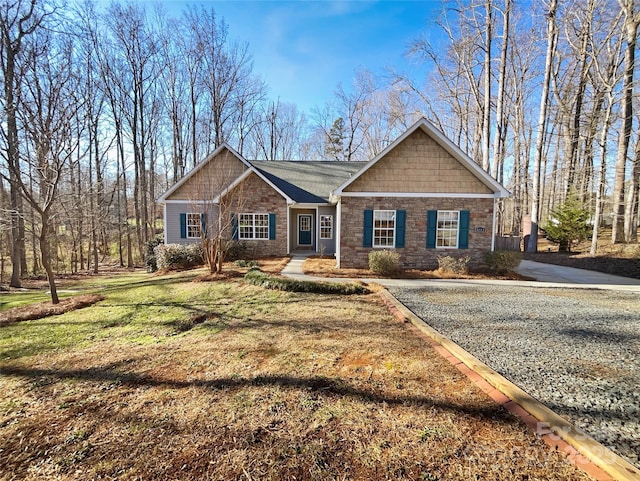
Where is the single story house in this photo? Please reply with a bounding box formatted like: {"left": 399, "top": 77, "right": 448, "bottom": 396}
{"left": 158, "top": 118, "right": 509, "bottom": 269}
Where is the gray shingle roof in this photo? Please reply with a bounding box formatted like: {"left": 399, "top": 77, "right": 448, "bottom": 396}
{"left": 250, "top": 160, "right": 365, "bottom": 203}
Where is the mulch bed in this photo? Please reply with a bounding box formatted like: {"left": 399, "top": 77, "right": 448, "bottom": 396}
{"left": 0, "top": 294, "right": 105, "bottom": 327}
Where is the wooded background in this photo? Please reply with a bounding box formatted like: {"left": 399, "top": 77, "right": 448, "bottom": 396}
{"left": 1, "top": 0, "right": 639, "bottom": 288}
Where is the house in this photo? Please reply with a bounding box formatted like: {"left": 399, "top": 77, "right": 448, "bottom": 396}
{"left": 157, "top": 118, "right": 509, "bottom": 269}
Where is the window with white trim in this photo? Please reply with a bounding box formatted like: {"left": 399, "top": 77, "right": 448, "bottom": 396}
{"left": 186, "top": 213, "right": 202, "bottom": 239}
{"left": 437, "top": 210, "right": 459, "bottom": 248}
{"left": 373, "top": 210, "right": 395, "bottom": 248}
{"left": 320, "top": 215, "right": 333, "bottom": 239}
{"left": 239, "top": 213, "right": 269, "bottom": 240}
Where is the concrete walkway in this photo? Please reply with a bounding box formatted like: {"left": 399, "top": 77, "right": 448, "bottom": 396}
{"left": 280, "top": 253, "right": 315, "bottom": 280}
{"left": 281, "top": 255, "right": 640, "bottom": 292}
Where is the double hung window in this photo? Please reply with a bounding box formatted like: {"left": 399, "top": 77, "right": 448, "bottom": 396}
{"left": 186, "top": 213, "right": 202, "bottom": 238}
{"left": 436, "top": 210, "right": 459, "bottom": 248}
{"left": 239, "top": 213, "right": 269, "bottom": 240}
{"left": 373, "top": 210, "right": 396, "bottom": 248}
{"left": 320, "top": 215, "right": 333, "bottom": 239}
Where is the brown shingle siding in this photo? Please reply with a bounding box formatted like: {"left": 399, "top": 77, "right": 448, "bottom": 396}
{"left": 343, "top": 129, "right": 492, "bottom": 194}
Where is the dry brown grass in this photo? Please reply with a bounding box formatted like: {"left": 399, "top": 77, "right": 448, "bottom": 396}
{"left": 0, "top": 273, "right": 590, "bottom": 481}
{"left": 303, "top": 257, "right": 527, "bottom": 280}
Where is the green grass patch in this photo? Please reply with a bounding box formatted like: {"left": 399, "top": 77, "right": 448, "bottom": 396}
{"left": 0, "top": 269, "right": 271, "bottom": 360}
{"left": 244, "top": 269, "right": 369, "bottom": 295}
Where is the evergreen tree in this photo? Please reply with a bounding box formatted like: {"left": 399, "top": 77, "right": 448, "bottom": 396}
{"left": 543, "top": 195, "right": 591, "bottom": 252}
{"left": 325, "top": 117, "right": 346, "bottom": 160}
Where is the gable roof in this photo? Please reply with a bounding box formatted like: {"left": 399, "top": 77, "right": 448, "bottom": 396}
{"left": 158, "top": 118, "right": 509, "bottom": 206}
{"left": 250, "top": 161, "right": 364, "bottom": 204}
{"left": 334, "top": 117, "right": 510, "bottom": 198}
{"left": 158, "top": 143, "right": 294, "bottom": 204}
{"left": 157, "top": 143, "right": 252, "bottom": 202}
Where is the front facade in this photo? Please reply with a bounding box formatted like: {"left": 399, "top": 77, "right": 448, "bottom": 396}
{"left": 158, "top": 118, "right": 509, "bottom": 269}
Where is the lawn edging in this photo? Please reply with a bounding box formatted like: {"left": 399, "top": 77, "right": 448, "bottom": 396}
{"left": 379, "top": 288, "right": 640, "bottom": 481}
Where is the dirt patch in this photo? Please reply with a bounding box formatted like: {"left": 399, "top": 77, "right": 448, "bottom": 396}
{"left": 0, "top": 294, "right": 105, "bottom": 326}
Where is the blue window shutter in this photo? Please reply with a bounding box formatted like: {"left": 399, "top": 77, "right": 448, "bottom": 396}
{"left": 231, "top": 213, "right": 238, "bottom": 240}
{"left": 269, "top": 213, "right": 276, "bottom": 240}
{"left": 200, "top": 213, "right": 206, "bottom": 238}
{"left": 180, "top": 213, "right": 187, "bottom": 239}
{"left": 395, "top": 210, "right": 406, "bottom": 248}
{"left": 363, "top": 210, "right": 373, "bottom": 247}
{"left": 458, "top": 210, "right": 470, "bottom": 249}
{"left": 426, "top": 210, "right": 437, "bottom": 248}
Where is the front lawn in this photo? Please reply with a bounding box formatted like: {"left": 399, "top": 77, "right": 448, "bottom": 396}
{"left": 0, "top": 270, "right": 588, "bottom": 480}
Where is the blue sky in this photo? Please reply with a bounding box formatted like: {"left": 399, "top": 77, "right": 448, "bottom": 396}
{"left": 155, "top": 0, "right": 443, "bottom": 114}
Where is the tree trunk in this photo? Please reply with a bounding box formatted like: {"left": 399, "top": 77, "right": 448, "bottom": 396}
{"left": 612, "top": 0, "right": 638, "bottom": 243}
{"left": 527, "top": 0, "right": 558, "bottom": 253}
{"left": 40, "top": 211, "right": 59, "bottom": 304}
{"left": 481, "top": 0, "right": 492, "bottom": 173}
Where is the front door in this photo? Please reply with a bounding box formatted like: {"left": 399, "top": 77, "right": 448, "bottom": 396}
{"left": 298, "top": 214, "right": 312, "bottom": 246}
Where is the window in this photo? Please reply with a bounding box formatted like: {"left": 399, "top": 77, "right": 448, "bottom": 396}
{"left": 320, "top": 215, "right": 333, "bottom": 239}
{"left": 186, "top": 213, "right": 202, "bottom": 238}
{"left": 373, "top": 210, "right": 395, "bottom": 248}
{"left": 239, "top": 213, "right": 269, "bottom": 240}
{"left": 436, "top": 210, "right": 459, "bottom": 248}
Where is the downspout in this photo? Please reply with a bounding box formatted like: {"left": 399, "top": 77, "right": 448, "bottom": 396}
{"left": 491, "top": 196, "right": 497, "bottom": 252}
{"left": 335, "top": 198, "right": 342, "bottom": 268}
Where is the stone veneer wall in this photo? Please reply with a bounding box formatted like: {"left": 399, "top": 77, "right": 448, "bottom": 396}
{"left": 227, "top": 172, "right": 288, "bottom": 258}
{"left": 339, "top": 197, "right": 494, "bottom": 269}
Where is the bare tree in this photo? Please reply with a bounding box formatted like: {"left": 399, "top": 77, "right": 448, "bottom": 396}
{"left": 612, "top": 0, "right": 639, "bottom": 243}
{"left": 527, "top": 0, "right": 559, "bottom": 253}
{"left": 0, "top": 0, "right": 50, "bottom": 287}
{"left": 481, "top": 0, "right": 493, "bottom": 173}
{"left": 13, "top": 30, "right": 80, "bottom": 303}
{"left": 188, "top": 151, "right": 247, "bottom": 273}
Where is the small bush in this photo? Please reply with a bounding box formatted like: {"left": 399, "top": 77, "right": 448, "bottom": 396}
{"left": 225, "top": 241, "right": 248, "bottom": 261}
{"left": 244, "top": 269, "right": 368, "bottom": 295}
{"left": 234, "top": 259, "right": 259, "bottom": 268}
{"left": 155, "top": 243, "right": 204, "bottom": 271}
{"left": 483, "top": 250, "right": 522, "bottom": 274}
{"left": 437, "top": 255, "right": 470, "bottom": 275}
{"left": 368, "top": 250, "right": 401, "bottom": 276}
{"left": 144, "top": 236, "right": 164, "bottom": 272}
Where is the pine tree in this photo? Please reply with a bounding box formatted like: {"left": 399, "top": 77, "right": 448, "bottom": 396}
{"left": 543, "top": 195, "right": 591, "bottom": 252}
{"left": 325, "top": 117, "right": 346, "bottom": 160}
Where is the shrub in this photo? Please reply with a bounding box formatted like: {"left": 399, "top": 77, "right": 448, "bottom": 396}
{"left": 144, "top": 236, "right": 164, "bottom": 272}
{"left": 155, "top": 243, "right": 204, "bottom": 271}
{"left": 225, "top": 241, "right": 248, "bottom": 261}
{"left": 483, "top": 250, "right": 522, "bottom": 274}
{"left": 437, "top": 255, "right": 470, "bottom": 275}
{"left": 234, "top": 259, "right": 259, "bottom": 268}
{"left": 368, "top": 250, "right": 401, "bottom": 276}
{"left": 244, "top": 269, "right": 368, "bottom": 295}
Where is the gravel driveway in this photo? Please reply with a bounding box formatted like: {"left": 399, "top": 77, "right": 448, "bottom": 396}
{"left": 389, "top": 284, "right": 640, "bottom": 467}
